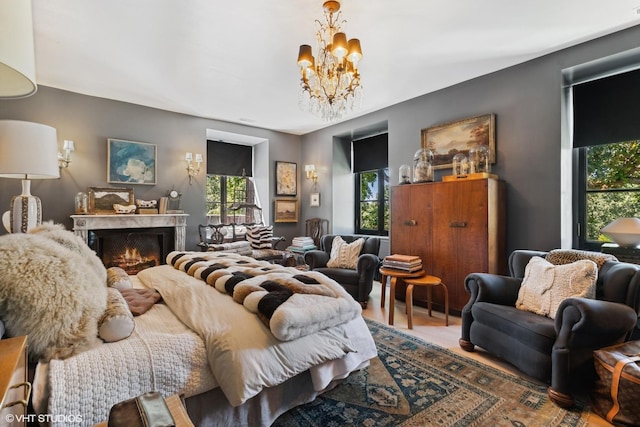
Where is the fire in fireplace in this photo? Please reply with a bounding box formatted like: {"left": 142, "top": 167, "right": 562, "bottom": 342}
{"left": 89, "top": 227, "right": 174, "bottom": 274}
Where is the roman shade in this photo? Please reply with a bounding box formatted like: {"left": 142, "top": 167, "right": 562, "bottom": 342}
{"left": 573, "top": 68, "right": 640, "bottom": 148}
{"left": 207, "top": 140, "right": 253, "bottom": 176}
{"left": 352, "top": 133, "right": 388, "bottom": 172}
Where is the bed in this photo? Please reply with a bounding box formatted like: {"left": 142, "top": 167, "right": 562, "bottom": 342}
{"left": 31, "top": 251, "right": 378, "bottom": 427}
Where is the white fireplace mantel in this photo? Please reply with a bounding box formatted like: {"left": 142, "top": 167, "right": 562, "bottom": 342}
{"left": 71, "top": 214, "right": 189, "bottom": 251}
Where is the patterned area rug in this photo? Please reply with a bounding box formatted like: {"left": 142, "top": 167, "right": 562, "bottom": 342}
{"left": 273, "top": 319, "right": 589, "bottom": 426}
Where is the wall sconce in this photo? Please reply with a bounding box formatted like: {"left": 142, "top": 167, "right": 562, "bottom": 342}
{"left": 58, "top": 140, "right": 74, "bottom": 168}
{"left": 305, "top": 164, "right": 318, "bottom": 184}
{"left": 186, "top": 152, "right": 202, "bottom": 185}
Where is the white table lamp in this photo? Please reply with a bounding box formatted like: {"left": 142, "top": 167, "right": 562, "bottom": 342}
{"left": 0, "top": 120, "right": 60, "bottom": 233}
{"left": 601, "top": 217, "right": 640, "bottom": 248}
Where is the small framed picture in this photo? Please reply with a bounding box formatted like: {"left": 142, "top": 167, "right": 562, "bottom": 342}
{"left": 274, "top": 199, "right": 298, "bottom": 223}
{"left": 88, "top": 187, "right": 134, "bottom": 214}
{"left": 310, "top": 192, "right": 320, "bottom": 207}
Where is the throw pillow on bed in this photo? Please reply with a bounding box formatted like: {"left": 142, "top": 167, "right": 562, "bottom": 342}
{"left": 246, "top": 225, "right": 274, "bottom": 249}
{"left": 99, "top": 288, "right": 135, "bottom": 342}
{"left": 515, "top": 256, "right": 597, "bottom": 319}
{"left": 107, "top": 266, "right": 133, "bottom": 290}
{"left": 326, "top": 236, "right": 365, "bottom": 269}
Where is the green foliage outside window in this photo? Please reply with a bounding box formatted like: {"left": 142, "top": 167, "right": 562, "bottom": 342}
{"left": 358, "top": 169, "right": 389, "bottom": 234}
{"left": 206, "top": 174, "right": 251, "bottom": 223}
{"left": 585, "top": 141, "right": 640, "bottom": 241}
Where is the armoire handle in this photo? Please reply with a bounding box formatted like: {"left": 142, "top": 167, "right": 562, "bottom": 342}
{"left": 404, "top": 220, "right": 417, "bottom": 226}
{"left": 449, "top": 221, "right": 467, "bottom": 228}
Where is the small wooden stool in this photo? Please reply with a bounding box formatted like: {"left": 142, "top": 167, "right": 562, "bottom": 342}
{"left": 404, "top": 275, "right": 448, "bottom": 329}
{"left": 378, "top": 267, "right": 425, "bottom": 326}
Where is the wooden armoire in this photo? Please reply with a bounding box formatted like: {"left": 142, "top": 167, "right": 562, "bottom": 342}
{"left": 390, "top": 178, "right": 506, "bottom": 315}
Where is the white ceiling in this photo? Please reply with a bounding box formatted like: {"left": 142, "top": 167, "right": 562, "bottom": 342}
{"left": 31, "top": 1, "right": 640, "bottom": 135}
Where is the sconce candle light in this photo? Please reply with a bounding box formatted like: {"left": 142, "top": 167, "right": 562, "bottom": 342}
{"left": 305, "top": 164, "right": 318, "bottom": 184}
{"left": 58, "top": 139, "right": 74, "bottom": 168}
{"left": 186, "top": 152, "right": 202, "bottom": 185}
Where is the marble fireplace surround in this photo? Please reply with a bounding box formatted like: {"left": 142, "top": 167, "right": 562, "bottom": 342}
{"left": 71, "top": 214, "right": 188, "bottom": 254}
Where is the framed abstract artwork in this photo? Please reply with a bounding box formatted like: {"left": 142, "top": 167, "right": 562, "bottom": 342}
{"left": 275, "top": 161, "right": 297, "bottom": 196}
{"left": 421, "top": 114, "right": 496, "bottom": 170}
{"left": 310, "top": 192, "right": 320, "bottom": 207}
{"left": 107, "top": 138, "right": 157, "bottom": 185}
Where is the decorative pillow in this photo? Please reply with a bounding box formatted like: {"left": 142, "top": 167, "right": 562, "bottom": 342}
{"left": 545, "top": 249, "right": 617, "bottom": 270}
{"left": 246, "top": 225, "right": 274, "bottom": 249}
{"left": 209, "top": 240, "right": 253, "bottom": 255}
{"left": 98, "top": 288, "right": 135, "bottom": 343}
{"left": 119, "top": 288, "right": 162, "bottom": 316}
{"left": 107, "top": 266, "right": 133, "bottom": 290}
{"left": 327, "top": 236, "right": 365, "bottom": 269}
{"left": 0, "top": 226, "right": 106, "bottom": 362}
{"left": 516, "top": 256, "right": 597, "bottom": 319}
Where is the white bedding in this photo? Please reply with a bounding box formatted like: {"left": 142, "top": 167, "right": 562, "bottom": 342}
{"left": 33, "top": 261, "right": 377, "bottom": 427}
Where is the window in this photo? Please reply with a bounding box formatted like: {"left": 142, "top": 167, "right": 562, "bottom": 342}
{"left": 355, "top": 168, "right": 389, "bottom": 235}
{"left": 206, "top": 140, "right": 261, "bottom": 225}
{"left": 572, "top": 68, "right": 640, "bottom": 249}
{"left": 576, "top": 141, "right": 640, "bottom": 249}
{"left": 352, "top": 133, "right": 389, "bottom": 236}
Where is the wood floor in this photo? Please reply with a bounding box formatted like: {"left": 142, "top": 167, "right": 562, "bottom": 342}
{"left": 361, "top": 280, "right": 611, "bottom": 426}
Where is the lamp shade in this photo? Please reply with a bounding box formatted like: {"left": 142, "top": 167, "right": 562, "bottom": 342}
{"left": 0, "top": 120, "right": 60, "bottom": 179}
{"left": 601, "top": 217, "right": 640, "bottom": 248}
{"left": 0, "top": 0, "right": 37, "bottom": 98}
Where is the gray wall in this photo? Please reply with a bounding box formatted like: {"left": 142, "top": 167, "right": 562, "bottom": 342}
{"left": 1, "top": 24, "right": 639, "bottom": 259}
{"left": 0, "top": 88, "right": 302, "bottom": 250}
{"left": 300, "top": 24, "right": 640, "bottom": 259}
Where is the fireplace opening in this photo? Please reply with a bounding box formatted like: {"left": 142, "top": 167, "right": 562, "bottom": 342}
{"left": 89, "top": 227, "right": 174, "bottom": 274}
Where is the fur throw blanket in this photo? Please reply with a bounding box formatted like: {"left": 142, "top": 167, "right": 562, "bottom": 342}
{"left": 167, "top": 251, "right": 362, "bottom": 341}
{"left": 0, "top": 223, "right": 107, "bottom": 361}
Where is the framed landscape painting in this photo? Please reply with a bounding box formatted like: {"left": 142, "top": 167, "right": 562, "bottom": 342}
{"left": 421, "top": 114, "right": 496, "bottom": 170}
{"left": 274, "top": 199, "right": 298, "bottom": 223}
{"left": 107, "top": 138, "right": 157, "bottom": 185}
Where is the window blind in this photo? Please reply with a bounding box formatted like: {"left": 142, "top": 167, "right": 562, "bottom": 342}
{"left": 573, "top": 68, "right": 640, "bottom": 148}
{"left": 352, "top": 133, "right": 388, "bottom": 172}
{"left": 206, "top": 140, "right": 253, "bottom": 176}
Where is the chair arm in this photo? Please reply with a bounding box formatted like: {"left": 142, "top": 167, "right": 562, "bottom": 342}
{"left": 356, "top": 254, "right": 380, "bottom": 283}
{"left": 304, "top": 250, "right": 330, "bottom": 270}
{"left": 554, "top": 298, "right": 638, "bottom": 347}
{"left": 270, "top": 236, "right": 286, "bottom": 250}
{"left": 464, "top": 273, "right": 522, "bottom": 307}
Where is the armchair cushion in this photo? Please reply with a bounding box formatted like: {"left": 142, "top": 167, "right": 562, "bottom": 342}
{"left": 326, "top": 236, "right": 364, "bottom": 269}
{"left": 516, "top": 256, "right": 597, "bottom": 319}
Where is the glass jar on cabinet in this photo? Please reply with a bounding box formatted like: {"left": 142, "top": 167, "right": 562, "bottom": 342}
{"left": 75, "top": 192, "right": 88, "bottom": 214}
{"left": 468, "top": 144, "right": 491, "bottom": 173}
{"left": 399, "top": 164, "right": 411, "bottom": 184}
{"left": 413, "top": 148, "right": 433, "bottom": 183}
{"left": 452, "top": 153, "right": 468, "bottom": 176}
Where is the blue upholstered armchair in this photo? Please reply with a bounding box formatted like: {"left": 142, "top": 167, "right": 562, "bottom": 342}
{"left": 459, "top": 249, "right": 640, "bottom": 407}
{"left": 304, "top": 234, "right": 381, "bottom": 308}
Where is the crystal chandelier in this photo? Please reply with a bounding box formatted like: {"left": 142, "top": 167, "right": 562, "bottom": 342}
{"left": 297, "top": 0, "right": 363, "bottom": 122}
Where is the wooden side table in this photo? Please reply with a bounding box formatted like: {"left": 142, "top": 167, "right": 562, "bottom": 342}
{"left": 404, "top": 275, "right": 448, "bottom": 329}
{"left": 379, "top": 267, "right": 425, "bottom": 326}
{"left": 0, "top": 336, "right": 29, "bottom": 427}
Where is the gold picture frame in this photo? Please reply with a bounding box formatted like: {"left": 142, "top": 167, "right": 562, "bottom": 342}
{"left": 275, "top": 161, "right": 297, "bottom": 196}
{"left": 88, "top": 187, "right": 135, "bottom": 214}
{"left": 274, "top": 198, "right": 298, "bottom": 223}
{"left": 421, "top": 113, "right": 496, "bottom": 170}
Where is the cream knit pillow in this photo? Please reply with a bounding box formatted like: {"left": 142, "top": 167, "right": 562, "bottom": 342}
{"left": 516, "top": 256, "right": 597, "bottom": 319}
{"left": 326, "top": 236, "right": 365, "bottom": 269}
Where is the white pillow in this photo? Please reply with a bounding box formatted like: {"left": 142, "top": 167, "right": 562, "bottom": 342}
{"left": 326, "top": 236, "right": 365, "bottom": 269}
{"left": 98, "top": 288, "right": 135, "bottom": 342}
{"left": 516, "top": 256, "right": 597, "bottom": 319}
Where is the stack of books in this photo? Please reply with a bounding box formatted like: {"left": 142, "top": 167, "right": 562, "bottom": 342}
{"left": 287, "top": 236, "right": 317, "bottom": 253}
{"left": 382, "top": 254, "right": 423, "bottom": 272}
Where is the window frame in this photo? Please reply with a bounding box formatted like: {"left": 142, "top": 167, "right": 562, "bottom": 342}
{"left": 354, "top": 167, "right": 389, "bottom": 236}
